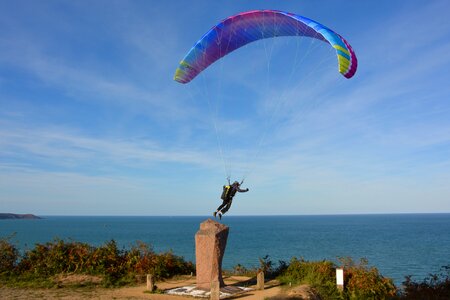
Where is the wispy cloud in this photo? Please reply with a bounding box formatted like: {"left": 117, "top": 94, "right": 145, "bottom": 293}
{"left": 0, "top": 121, "right": 219, "bottom": 172}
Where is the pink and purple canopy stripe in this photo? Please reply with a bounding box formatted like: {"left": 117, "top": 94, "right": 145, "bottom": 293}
{"left": 174, "top": 10, "right": 357, "bottom": 84}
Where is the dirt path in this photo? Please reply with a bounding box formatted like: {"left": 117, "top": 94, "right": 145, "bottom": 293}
{"left": 0, "top": 276, "right": 287, "bottom": 300}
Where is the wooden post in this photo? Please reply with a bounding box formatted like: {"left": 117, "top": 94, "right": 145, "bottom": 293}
{"left": 146, "top": 274, "right": 154, "bottom": 291}
{"left": 257, "top": 270, "right": 265, "bottom": 290}
{"left": 336, "top": 268, "right": 344, "bottom": 291}
{"left": 210, "top": 280, "right": 220, "bottom": 300}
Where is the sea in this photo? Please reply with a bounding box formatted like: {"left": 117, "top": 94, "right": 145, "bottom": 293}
{"left": 1, "top": 214, "right": 449, "bottom": 286}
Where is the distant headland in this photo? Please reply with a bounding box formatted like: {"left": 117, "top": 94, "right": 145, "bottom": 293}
{"left": 0, "top": 213, "right": 42, "bottom": 220}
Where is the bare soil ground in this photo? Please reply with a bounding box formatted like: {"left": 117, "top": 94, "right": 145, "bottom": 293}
{"left": 0, "top": 275, "right": 311, "bottom": 300}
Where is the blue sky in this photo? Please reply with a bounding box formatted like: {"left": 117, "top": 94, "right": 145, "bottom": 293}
{"left": 1, "top": 0, "right": 449, "bottom": 215}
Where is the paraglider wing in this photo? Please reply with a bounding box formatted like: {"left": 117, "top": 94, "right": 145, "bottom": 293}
{"left": 174, "top": 10, "right": 357, "bottom": 84}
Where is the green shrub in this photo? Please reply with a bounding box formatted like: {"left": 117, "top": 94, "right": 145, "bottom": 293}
{"left": 6, "top": 238, "right": 194, "bottom": 287}
{"left": 277, "top": 257, "right": 397, "bottom": 300}
{"left": 157, "top": 251, "right": 194, "bottom": 278}
{"left": 231, "top": 264, "right": 249, "bottom": 276}
{"left": 91, "top": 240, "right": 127, "bottom": 284}
{"left": 339, "top": 257, "right": 397, "bottom": 299}
{"left": 124, "top": 241, "right": 155, "bottom": 274}
{"left": 17, "top": 239, "right": 94, "bottom": 276}
{"left": 224, "top": 256, "right": 287, "bottom": 279}
{"left": 400, "top": 265, "right": 450, "bottom": 299}
{"left": 123, "top": 241, "right": 194, "bottom": 280}
{"left": 0, "top": 237, "right": 19, "bottom": 275}
{"left": 278, "top": 257, "right": 342, "bottom": 299}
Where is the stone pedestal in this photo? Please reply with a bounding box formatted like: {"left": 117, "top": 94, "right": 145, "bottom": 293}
{"left": 195, "top": 219, "right": 229, "bottom": 290}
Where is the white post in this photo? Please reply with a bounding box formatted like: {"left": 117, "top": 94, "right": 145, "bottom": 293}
{"left": 336, "top": 268, "right": 344, "bottom": 291}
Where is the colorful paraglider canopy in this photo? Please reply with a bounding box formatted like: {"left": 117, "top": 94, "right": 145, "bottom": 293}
{"left": 174, "top": 10, "right": 357, "bottom": 84}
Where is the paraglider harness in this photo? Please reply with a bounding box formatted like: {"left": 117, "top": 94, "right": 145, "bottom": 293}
{"left": 221, "top": 178, "right": 244, "bottom": 201}
{"left": 221, "top": 185, "right": 231, "bottom": 200}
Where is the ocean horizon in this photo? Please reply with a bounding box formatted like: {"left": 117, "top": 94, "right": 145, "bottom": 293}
{"left": 1, "top": 213, "right": 449, "bottom": 286}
